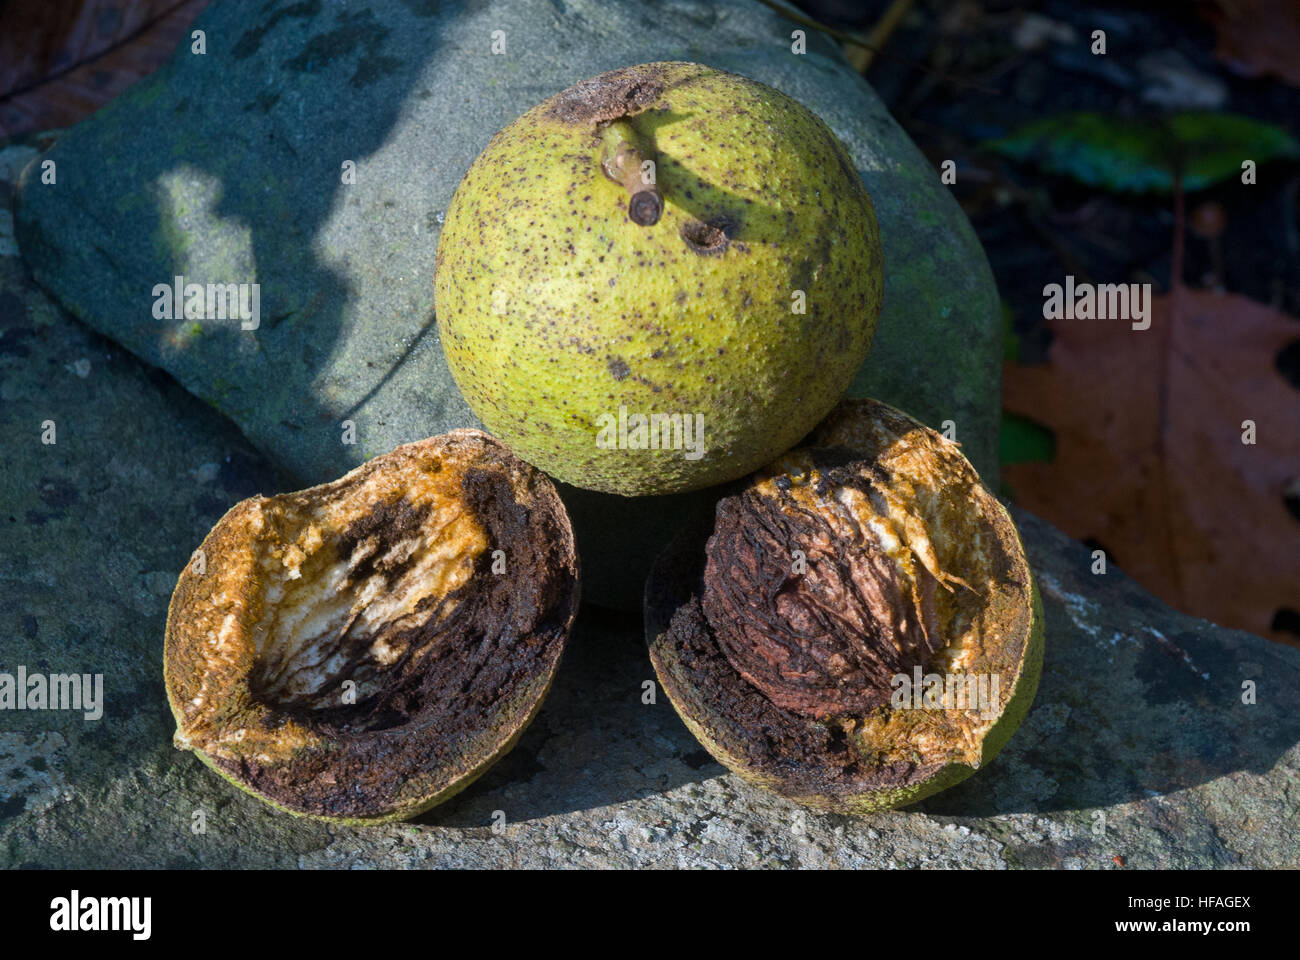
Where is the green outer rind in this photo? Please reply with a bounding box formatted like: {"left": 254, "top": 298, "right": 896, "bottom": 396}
{"left": 434, "top": 61, "right": 883, "bottom": 497}
{"left": 645, "top": 432, "right": 1044, "bottom": 814}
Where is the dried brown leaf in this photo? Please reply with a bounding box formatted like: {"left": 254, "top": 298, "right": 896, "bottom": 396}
{"left": 0, "top": 0, "right": 209, "bottom": 138}
{"left": 1204, "top": 0, "right": 1300, "bottom": 88}
{"left": 1003, "top": 287, "right": 1300, "bottom": 645}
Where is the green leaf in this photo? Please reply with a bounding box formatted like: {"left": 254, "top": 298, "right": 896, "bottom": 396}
{"left": 999, "top": 413, "right": 1055, "bottom": 467}
{"left": 1169, "top": 112, "right": 1300, "bottom": 190}
{"left": 986, "top": 111, "right": 1300, "bottom": 193}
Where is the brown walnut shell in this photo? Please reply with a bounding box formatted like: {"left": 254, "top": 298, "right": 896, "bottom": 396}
{"left": 646, "top": 399, "right": 1043, "bottom": 814}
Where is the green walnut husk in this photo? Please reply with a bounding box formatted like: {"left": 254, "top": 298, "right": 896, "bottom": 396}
{"left": 164, "top": 430, "right": 579, "bottom": 823}
{"left": 646, "top": 398, "right": 1043, "bottom": 813}
{"left": 434, "top": 61, "right": 883, "bottom": 497}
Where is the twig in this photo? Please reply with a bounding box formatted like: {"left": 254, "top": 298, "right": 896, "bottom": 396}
{"left": 852, "top": 0, "right": 916, "bottom": 73}
{"left": 752, "top": 0, "right": 999, "bottom": 95}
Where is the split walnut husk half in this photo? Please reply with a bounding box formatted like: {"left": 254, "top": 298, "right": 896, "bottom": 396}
{"left": 646, "top": 399, "right": 1043, "bottom": 813}
{"left": 164, "top": 430, "right": 579, "bottom": 823}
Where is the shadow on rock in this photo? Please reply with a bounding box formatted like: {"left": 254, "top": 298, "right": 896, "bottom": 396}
{"left": 419, "top": 604, "right": 721, "bottom": 827}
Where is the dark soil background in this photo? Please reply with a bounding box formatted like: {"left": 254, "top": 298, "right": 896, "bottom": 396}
{"left": 803, "top": 0, "right": 1300, "bottom": 346}
{"left": 798, "top": 0, "right": 1300, "bottom": 644}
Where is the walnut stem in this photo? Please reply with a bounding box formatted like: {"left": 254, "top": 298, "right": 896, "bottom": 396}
{"left": 600, "top": 119, "right": 662, "bottom": 226}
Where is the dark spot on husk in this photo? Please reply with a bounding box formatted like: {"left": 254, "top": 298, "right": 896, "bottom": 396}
{"left": 682, "top": 216, "right": 736, "bottom": 256}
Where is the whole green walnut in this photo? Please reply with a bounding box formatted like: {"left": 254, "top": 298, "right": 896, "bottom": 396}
{"left": 434, "top": 61, "right": 883, "bottom": 496}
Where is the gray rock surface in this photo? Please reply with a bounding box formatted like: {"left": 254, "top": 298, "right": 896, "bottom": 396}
{"left": 12, "top": 0, "right": 1001, "bottom": 609}
{"left": 3, "top": 138, "right": 1298, "bottom": 866}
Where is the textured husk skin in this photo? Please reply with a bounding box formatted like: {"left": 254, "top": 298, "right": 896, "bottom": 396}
{"left": 434, "top": 61, "right": 883, "bottom": 497}
{"left": 645, "top": 400, "right": 1044, "bottom": 814}
{"left": 164, "top": 429, "right": 580, "bottom": 824}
